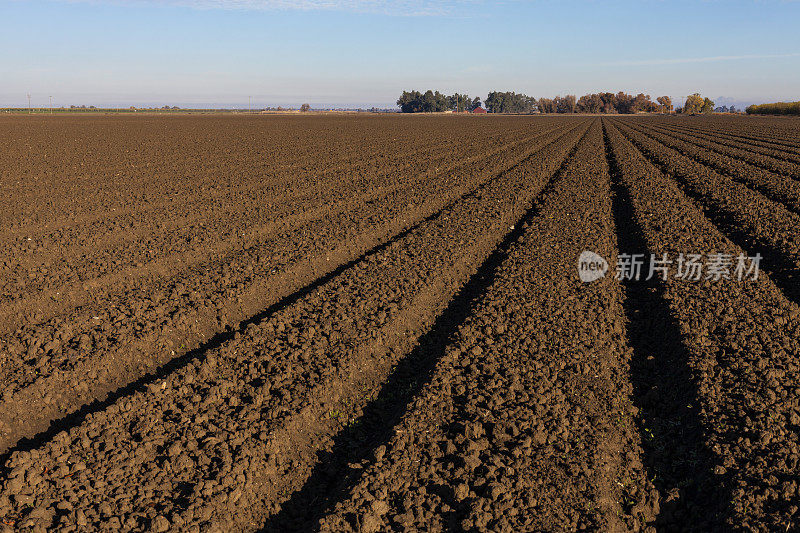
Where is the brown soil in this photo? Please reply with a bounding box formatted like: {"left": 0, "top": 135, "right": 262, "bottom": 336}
{"left": 0, "top": 114, "right": 798, "bottom": 532}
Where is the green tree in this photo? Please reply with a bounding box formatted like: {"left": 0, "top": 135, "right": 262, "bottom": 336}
{"left": 448, "top": 93, "right": 474, "bottom": 112}
{"left": 421, "top": 90, "right": 449, "bottom": 112}
{"left": 399, "top": 90, "right": 485, "bottom": 113}
{"left": 701, "top": 97, "right": 715, "bottom": 114}
{"left": 300, "top": 103, "right": 311, "bottom": 112}
{"left": 486, "top": 91, "right": 536, "bottom": 113}
{"left": 397, "top": 90, "right": 423, "bottom": 113}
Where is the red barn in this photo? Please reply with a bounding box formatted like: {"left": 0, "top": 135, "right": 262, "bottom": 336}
{"left": 472, "top": 107, "right": 487, "bottom": 114}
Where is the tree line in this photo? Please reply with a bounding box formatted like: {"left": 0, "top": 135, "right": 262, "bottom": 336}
{"left": 746, "top": 101, "right": 800, "bottom": 115}
{"left": 396, "top": 90, "right": 482, "bottom": 113}
{"left": 398, "top": 90, "right": 719, "bottom": 115}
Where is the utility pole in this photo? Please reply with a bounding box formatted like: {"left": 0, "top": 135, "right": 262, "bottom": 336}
{"left": 27, "top": 93, "right": 31, "bottom": 114}
{"left": 49, "top": 96, "right": 53, "bottom": 115}
{"left": 248, "top": 96, "right": 251, "bottom": 113}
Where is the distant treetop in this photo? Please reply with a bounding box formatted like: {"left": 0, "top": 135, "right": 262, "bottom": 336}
{"left": 397, "top": 90, "right": 677, "bottom": 114}
{"left": 746, "top": 101, "right": 800, "bottom": 115}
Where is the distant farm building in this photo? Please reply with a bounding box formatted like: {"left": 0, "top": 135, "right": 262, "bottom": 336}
{"left": 472, "top": 107, "right": 487, "bottom": 114}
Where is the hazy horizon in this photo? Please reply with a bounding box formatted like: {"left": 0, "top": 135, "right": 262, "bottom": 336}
{"left": 3, "top": 0, "right": 799, "bottom": 109}
{"left": 1, "top": 97, "right": 762, "bottom": 111}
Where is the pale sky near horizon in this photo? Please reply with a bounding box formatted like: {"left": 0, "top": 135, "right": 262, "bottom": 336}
{"left": 2, "top": 0, "right": 799, "bottom": 108}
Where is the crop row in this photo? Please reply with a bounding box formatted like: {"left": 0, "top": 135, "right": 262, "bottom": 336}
{"left": 314, "top": 119, "right": 657, "bottom": 532}
{"left": 637, "top": 120, "right": 800, "bottom": 178}
{"left": 644, "top": 120, "right": 800, "bottom": 166}
{"left": 610, "top": 119, "right": 800, "bottom": 305}
{"left": 0, "top": 121, "right": 593, "bottom": 531}
{"left": 617, "top": 119, "right": 800, "bottom": 213}
{"left": 0, "top": 120, "right": 584, "bottom": 454}
{"left": 605, "top": 120, "right": 800, "bottom": 530}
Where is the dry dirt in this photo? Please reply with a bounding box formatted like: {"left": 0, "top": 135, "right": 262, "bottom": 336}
{"left": 0, "top": 114, "right": 798, "bottom": 532}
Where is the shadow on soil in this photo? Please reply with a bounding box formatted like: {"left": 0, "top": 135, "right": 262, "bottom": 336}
{"left": 0, "top": 121, "right": 588, "bottom": 471}
{"left": 603, "top": 120, "right": 728, "bottom": 531}
{"left": 261, "top": 121, "right": 593, "bottom": 532}
{"left": 0, "top": 179, "right": 487, "bottom": 469}
{"left": 633, "top": 123, "right": 800, "bottom": 217}
{"left": 614, "top": 121, "right": 800, "bottom": 306}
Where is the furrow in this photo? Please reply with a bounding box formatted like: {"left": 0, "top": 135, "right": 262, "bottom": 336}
{"left": 0, "top": 121, "right": 587, "bottom": 455}
{"left": 604, "top": 119, "right": 800, "bottom": 531}
{"left": 655, "top": 118, "right": 800, "bottom": 151}
{"left": 639, "top": 120, "right": 800, "bottom": 180}
{"left": 0, "top": 122, "right": 558, "bottom": 333}
{"left": 0, "top": 115, "right": 519, "bottom": 236}
{"left": 621, "top": 120, "right": 800, "bottom": 214}
{"left": 650, "top": 121, "right": 800, "bottom": 167}
{"left": 304, "top": 120, "right": 657, "bottom": 532}
{"left": 0, "top": 121, "right": 593, "bottom": 531}
{"left": 611, "top": 119, "right": 800, "bottom": 305}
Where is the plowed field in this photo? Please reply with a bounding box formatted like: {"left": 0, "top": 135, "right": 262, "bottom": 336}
{"left": 1, "top": 114, "right": 798, "bottom": 532}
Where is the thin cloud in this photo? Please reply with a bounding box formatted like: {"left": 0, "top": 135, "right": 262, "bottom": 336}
{"left": 62, "top": 0, "right": 478, "bottom": 15}
{"left": 598, "top": 53, "right": 800, "bottom": 67}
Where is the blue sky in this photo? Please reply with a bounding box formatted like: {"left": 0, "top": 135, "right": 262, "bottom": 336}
{"left": 2, "top": 0, "right": 799, "bottom": 108}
